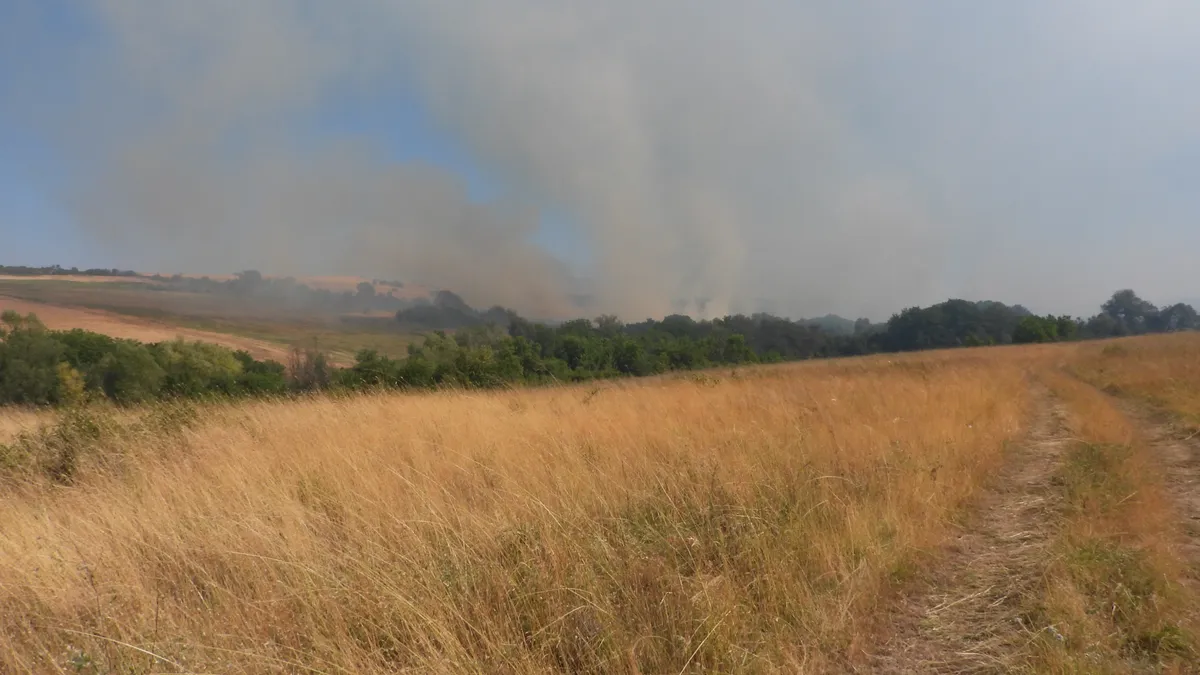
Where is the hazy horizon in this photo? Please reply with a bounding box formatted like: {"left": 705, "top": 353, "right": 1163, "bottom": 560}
{"left": 3, "top": 1, "right": 1198, "bottom": 322}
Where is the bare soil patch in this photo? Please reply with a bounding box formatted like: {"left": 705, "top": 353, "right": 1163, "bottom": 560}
{"left": 0, "top": 295, "right": 291, "bottom": 363}
{"left": 870, "top": 384, "right": 1070, "bottom": 673}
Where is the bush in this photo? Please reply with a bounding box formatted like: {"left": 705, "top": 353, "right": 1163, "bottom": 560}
{"left": 0, "top": 314, "right": 65, "bottom": 404}
{"left": 0, "top": 313, "right": 297, "bottom": 406}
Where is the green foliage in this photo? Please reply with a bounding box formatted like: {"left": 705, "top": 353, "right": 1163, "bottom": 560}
{"left": 233, "top": 350, "right": 288, "bottom": 394}
{"left": 0, "top": 314, "right": 64, "bottom": 404}
{"left": 0, "top": 285, "right": 1196, "bottom": 408}
{"left": 1102, "top": 289, "right": 1158, "bottom": 335}
{"left": 153, "top": 339, "right": 243, "bottom": 397}
{"left": 883, "top": 299, "right": 1027, "bottom": 350}
{"left": 97, "top": 340, "right": 165, "bottom": 403}
{"left": 1012, "top": 315, "right": 1060, "bottom": 344}
{"left": 0, "top": 312, "right": 289, "bottom": 406}
{"left": 55, "top": 362, "right": 86, "bottom": 406}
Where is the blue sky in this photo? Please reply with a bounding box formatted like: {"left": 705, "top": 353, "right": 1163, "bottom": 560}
{"left": 2, "top": 1, "right": 1199, "bottom": 320}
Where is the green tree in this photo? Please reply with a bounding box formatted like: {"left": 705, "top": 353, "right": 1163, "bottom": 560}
{"left": 152, "top": 340, "right": 243, "bottom": 396}
{"left": 233, "top": 351, "right": 288, "bottom": 394}
{"left": 1055, "top": 316, "right": 1079, "bottom": 340}
{"left": 0, "top": 314, "right": 65, "bottom": 404}
{"left": 719, "top": 334, "right": 755, "bottom": 364}
{"left": 1102, "top": 290, "right": 1157, "bottom": 335}
{"left": 1012, "top": 316, "right": 1058, "bottom": 344}
{"left": 1154, "top": 303, "right": 1198, "bottom": 332}
{"left": 55, "top": 362, "right": 87, "bottom": 406}
{"left": 97, "top": 341, "right": 165, "bottom": 403}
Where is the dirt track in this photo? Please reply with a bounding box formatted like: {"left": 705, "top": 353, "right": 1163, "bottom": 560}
{"left": 0, "top": 295, "right": 292, "bottom": 363}
{"left": 870, "top": 385, "right": 1070, "bottom": 673}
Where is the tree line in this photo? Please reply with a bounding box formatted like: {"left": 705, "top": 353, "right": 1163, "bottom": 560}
{"left": 0, "top": 264, "right": 140, "bottom": 278}
{"left": 877, "top": 290, "right": 1196, "bottom": 350}
{"left": 0, "top": 289, "right": 1194, "bottom": 407}
{"left": 0, "top": 312, "right": 289, "bottom": 406}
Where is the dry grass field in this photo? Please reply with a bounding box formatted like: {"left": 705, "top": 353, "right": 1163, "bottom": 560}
{"left": 0, "top": 408, "right": 53, "bottom": 445}
{"left": 0, "top": 295, "right": 293, "bottom": 363}
{"left": 1069, "top": 333, "right": 1200, "bottom": 427}
{"left": 0, "top": 279, "right": 420, "bottom": 362}
{"left": 0, "top": 276, "right": 154, "bottom": 285}
{"left": 1, "top": 338, "right": 1198, "bottom": 673}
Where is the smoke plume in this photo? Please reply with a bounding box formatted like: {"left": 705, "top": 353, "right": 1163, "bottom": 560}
{"left": 11, "top": 1, "right": 1200, "bottom": 319}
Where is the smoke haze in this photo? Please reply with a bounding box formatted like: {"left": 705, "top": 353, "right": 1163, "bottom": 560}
{"left": 7, "top": 1, "right": 1200, "bottom": 320}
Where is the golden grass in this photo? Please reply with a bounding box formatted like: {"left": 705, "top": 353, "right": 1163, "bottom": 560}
{"left": 1035, "top": 369, "right": 1198, "bottom": 671}
{"left": 1070, "top": 332, "right": 1200, "bottom": 427}
{"left": 0, "top": 408, "right": 52, "bottom": 444}
{"left": 0, "top": 351, "right": 1038, "bottom": 673}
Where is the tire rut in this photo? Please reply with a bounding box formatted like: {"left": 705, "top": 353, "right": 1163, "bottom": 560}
{"left": 868, "top": 383, "right": 1070, "bottom": 674}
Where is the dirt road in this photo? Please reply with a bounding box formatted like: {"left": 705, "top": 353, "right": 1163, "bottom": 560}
{"left": 871, "top": 386, "right": 1070, "bottom": 673}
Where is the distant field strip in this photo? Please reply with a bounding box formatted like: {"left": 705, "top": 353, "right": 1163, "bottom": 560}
{"left": 0, "top": 295, "right": 291, "bottom": 362}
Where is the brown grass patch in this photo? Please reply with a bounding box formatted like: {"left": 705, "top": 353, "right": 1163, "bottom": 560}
{"left": 1069, "top": 332, "right": 1200, "bottom": 428}
{"left": 1033, "top": 370, "right": 1199, "bottom": 672}
{"left": 0, "top": 408, "right": 53, "bottom": 444}
{"left": 0, "top": 349, "right": 1037, "bottom": 673}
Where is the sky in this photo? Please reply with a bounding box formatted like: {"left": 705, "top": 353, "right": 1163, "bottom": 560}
{"left": 1, "top": 1, "right": 1198, "bottom": 321}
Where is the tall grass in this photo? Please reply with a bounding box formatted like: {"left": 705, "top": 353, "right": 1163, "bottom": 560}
{"left": 1069, "top": 332, "right": 1200, "bottom": 426}
{"left": 0, "top": 408, "right": 52, "bottom": 445}
{"left": 1035, "top": 370, "right": 1198, "bottom": 671}
{"left": 0, "top": 352, "right": 1036, "bottom": 673}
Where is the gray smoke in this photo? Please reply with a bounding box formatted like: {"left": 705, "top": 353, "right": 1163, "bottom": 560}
{"left": 16, "top": 1, "right": 1200, "bottom": 319}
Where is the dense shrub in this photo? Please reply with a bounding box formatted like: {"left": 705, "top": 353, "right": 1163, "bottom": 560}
{"left": 0, "top": 313, "right": 288, "bottom": 406}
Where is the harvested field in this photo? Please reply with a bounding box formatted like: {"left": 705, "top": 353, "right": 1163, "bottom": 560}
{"left": 162, "top": 273, "right": 434, "bottom": 299}
{"left": 0, "top": 295, "right": 292, "bottom": 363}
{"left": 0, "top": 275, "right": 152, "bottom": 284}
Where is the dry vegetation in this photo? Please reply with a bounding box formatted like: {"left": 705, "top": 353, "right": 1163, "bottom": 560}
{"left": 0, "top": 282, "right": 418, "bottom": 362}
{"left": 2, "top": 337, "right": 1199, "bottom": 673}
{"left": 0, "top": 350, "right": 1038, "bottom": 673}
{"left": 0, "top": 408, "right": 52, "bottom": 445}
{"left": 1069, "top": 333, "right": 1200, "bottom": 427}
{"left": 1034, "top": 370, "right": 1199, "bottom": 671}
{"left": 0, "top": 295, "right": 292, "bottom": 363}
